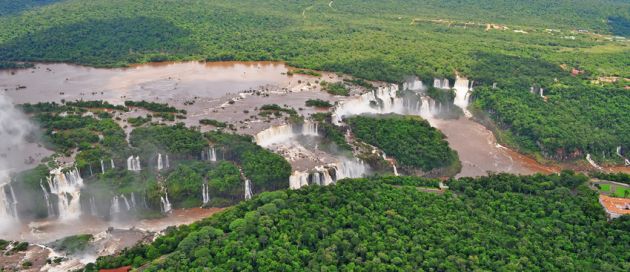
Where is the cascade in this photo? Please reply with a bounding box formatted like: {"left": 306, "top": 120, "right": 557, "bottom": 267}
{"left": 0, "top": 182, "right": 19, "bottom": 222}
{"left": 289, "top": 158, "right": 367, "bottom": 189}
{"left": 334, "top": 158, "right": 368, "bottom": 180}
{"left": 453, "top": 76, "right": 473, "bottom": 117}
{"left": 403, "top": 77, "right": 424, "bottom": 91}
{"left": 157, "top": 153, "right": 163, "bottom": 171}
{"left": 617, "top": 146, "right": 630, "bottom": 166}
{"left": 90, "top": 197, "right": 97, "bottom": 216}
{"left": 160, "top": 192, "right": 172, "bottom": 213}
{"left": 289, "top": 171, "right": 310, "bottom": 189}
{"left": 121, "top": 194, "right": 131, "bottom": 210}
{"left": 302, "top": 122, "right": 319, "bottom": 136}
{"left": 131, "top": 192, "right": 137, "bottom": 209}
{"left": 209, "top": 148, "right": 217, "bottom": 162}
{"left": 135, "top": 156, "right": 141, "bottom": 171}
{"left": 111, "top": 159, "right": 115, "bottom": 169}
{"left": 586, "top": 154, "right": 603, "bottom": 170}
{"left": 100, "top": 160, "right": 105, "bottom": 174}
{"left": 333, "top": 84, "right": 432, "bottom": 124}
{"left": 240, "top": 168, "right": 253, "bottom": 200}
{"left": 202, "top": 183, "right": 210, "bottom": 204}
{"left": 383, "top": 153, "right": 399, "bottom": 176}
{"left": 110, "top": 196, "right": 120, "bottom": 214}
{"left": 165, "top": 154, "right": 170, "bottom": 168}
{"left": 420, "top": 96, "right": 435, "bottom": 119}
{"left": 127, "top": 156, "right": 141, "bottom": 171}
{"left": 255, "top": 124, "right": 294, "bottom": 146}
{"left": 47, "top": 168, "right": 84, "bottom": 220}
{"left": 255, "top": 121, "right": 321, "bottom": 147}
{"left": 40, "top": 180, "right": 55, "bottom": 217}
{"left": 0, "top": 185, "right": 16, "bottom": 223}
{"left": 433, "top": 78, "right": 450, "bottom": 89}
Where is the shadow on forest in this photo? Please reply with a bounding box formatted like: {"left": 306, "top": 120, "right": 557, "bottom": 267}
{"left": 0, "top": 17, "right": 200, "bottom": 66}
{"left": 469, "top": 51, "right": 570, "bottom": 89}
{"left": 608, "top": 16, "right": 630, "bottom": 37}
{"left": 0, "top": 0, "right": 65, "bottom": 16}
{"left": 318, "top": 57, "right": 407, "bottom": 82}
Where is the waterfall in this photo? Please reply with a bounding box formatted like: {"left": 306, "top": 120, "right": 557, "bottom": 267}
{"left": 110, "top": 196, "right": 120, "bottom": 214}
{"left": 240, "top": 168, "right": 253, "bottom": 200}
{"left": 383, "top": 153, "right": 399, "bottom": 176}
{"left": 433, "top": 78, "right": 450, "bottom": 89}
{"left": 121, "top": 195, "right": 131, "bottom": 210}
{"left": 89, "top": 165, "right": 93, "bottom": 176}
{"left": 403, "top": 77, "right": 425, "bottom": 91}
{"left": 127, "top": 156, "right": 141, "bottom": 171}
{"left": 40, "top": 180, "right": 55, "bottom": 217}
{"left": 165, "top": 154, "right": 170, "bottom": 168}
{"left": 617, "top": 146, "right": 630, "bottom": 166}
{"left": 157, "top": 153, "right": 163, "bottom": 171}
{"left": 255, "top": 124, "right": 294, "bottom": 146}
{"left": 202, "top": 183, "right": 210, "bottom": 204}
{"left": 47, "top": 168, "right": 84, "bottom": 220}
{"left": 586, "top": 154, "right": 603, "bottom": 170}
{"left": 453, "top": 76, "right": 473, "bottom": 117}
{"left": 420, "top": 96, "right": 436, "bottom": 119}
{"left": 90, "top": 197, "right": 97, "bottom": 216}
{"left": 289, "top": 171, "right": 311, "bottom": 189}
{"left": 302, "top": 122, "right": 319, "bottom": 136}
{"left": 131, "top": 192, "right": 137, "bottom": 209}
{"left": 289, "top": 158, "right": 368, "bottom": 189}
{"left": 209, "top": 148, "right": 217, "bottom": 162}
{"left": 334, "top": 158, "right": 368, "bottom": 180}
{"left": 160, "top": 193, "right": 172, "bottom": 213}
{"left": 255, "top": 121, "right": 320, "bottom": 147}
{"left": 0, "top": 182, "right": 19, "bottom": 223}
{"left": 539, "top": 88, "right": 544, "bottom": 97}
{"left": 110, "top": 159, "right": 115, "bottom": 169}
{"left": 244, "top": 178, "right": 253, "bottom": 200}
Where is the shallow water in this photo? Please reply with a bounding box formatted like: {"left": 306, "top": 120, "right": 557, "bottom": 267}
{"left": 1, "top": 61, "right": 293, "bottom": 104}
{"left": 429, "top": 118, "right": 556, "bottom": 177}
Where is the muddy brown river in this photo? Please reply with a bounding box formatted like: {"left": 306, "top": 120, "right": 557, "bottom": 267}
{"left": 0, "top": 61, "right": 555, "bottom": 178}
{"left": 0, "top": 61, "right": 566, "bottom": 268}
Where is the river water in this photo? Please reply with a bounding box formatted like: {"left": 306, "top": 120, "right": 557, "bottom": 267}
{"left": 0, "top": 61, "right": 554, "bottom": 178}
{"left": 0, "top": 61, "right": 559, "bottom": 252}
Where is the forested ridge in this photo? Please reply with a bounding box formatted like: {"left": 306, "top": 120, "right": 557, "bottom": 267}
{"left": 93, "top": 173, "right": 630, "bottom": 271}
{"left": 1, "top": 1, "right": 628, "bottom": 163}
{"left": 0, "top": 0, "right": 628, "bottom": 80}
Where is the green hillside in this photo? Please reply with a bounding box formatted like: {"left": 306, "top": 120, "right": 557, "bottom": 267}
{"left": 1, "top": 0, "right": 628, "bottom": 162}
{"left": 93, "top": 173, "right": 630, "bottom": 271}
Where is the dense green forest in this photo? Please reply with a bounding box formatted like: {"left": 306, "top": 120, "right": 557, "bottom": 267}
{"left": 1, "top": 1, "right": 629, "bottom": 163}
{"left": 0, "top": 0, "right": 628, "bottom": 80}
{"left": 347, "top": 114, "right": 460, "bottom": 175}
{"left": 93, "top": 172, "right": 630, "bottom": 271}
{"left": 471, "top": 84, "right": 630, "bottom": 162}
